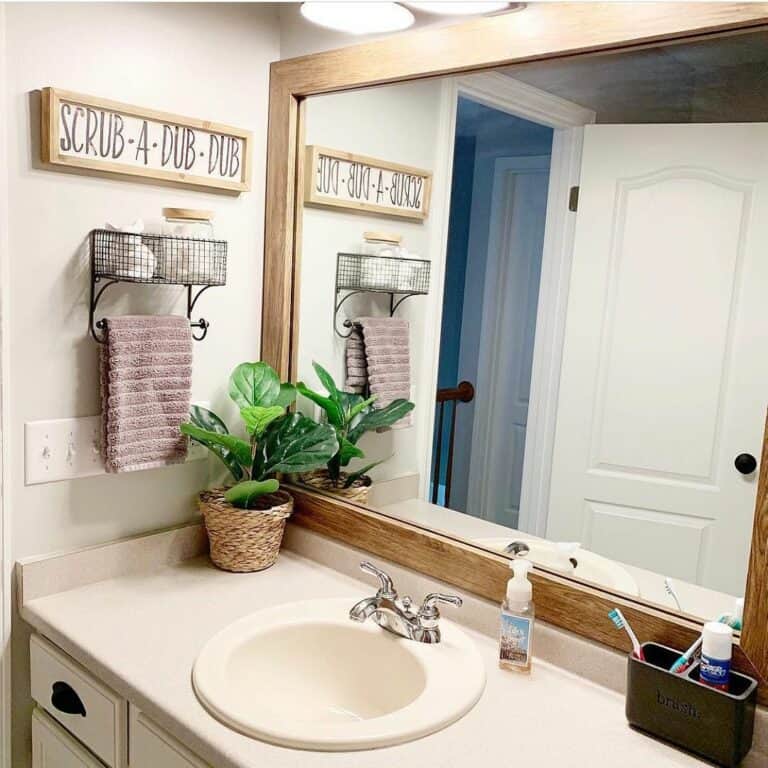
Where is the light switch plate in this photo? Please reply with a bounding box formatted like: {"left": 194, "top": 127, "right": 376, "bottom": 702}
{"left": 25, "top": 416, "right": 103, "bottom": 485}
{"left": 25, "top": 402, "right": 209, "bottom": 485}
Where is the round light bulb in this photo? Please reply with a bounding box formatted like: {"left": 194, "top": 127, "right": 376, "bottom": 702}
{"left": 300, "top": 2, "right": 415, "bottom": 35}
{"left": 406, "top": 2, "right": 512, "bottom": 15}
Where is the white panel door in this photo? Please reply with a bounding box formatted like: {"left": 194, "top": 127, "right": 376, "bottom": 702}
{"left": 468, "top": 156, "right": 550, "bottom": 527}
{"left": 547, "top": 124, "right": 768, "bottom": 597}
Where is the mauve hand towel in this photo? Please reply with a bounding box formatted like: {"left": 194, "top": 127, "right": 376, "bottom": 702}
{"left": 355, "top": 317, "right": 412, "bottom": 428}
{"left": 100, "top": 315, "right": 192, "bottom": 472}
{"left": 345, "top": 326, "right": 368, "bottom": 395}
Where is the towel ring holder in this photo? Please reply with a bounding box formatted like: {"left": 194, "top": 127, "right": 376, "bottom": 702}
{"left": 89, "top": 280, "right": 212, "bottom": 343}
{"left": 333, "top": 290, "right": 421, "bottom": 339}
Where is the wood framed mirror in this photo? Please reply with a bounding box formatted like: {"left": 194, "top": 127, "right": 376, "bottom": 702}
{"left": 261, "top": 2, "right": 768, "bottom": 698}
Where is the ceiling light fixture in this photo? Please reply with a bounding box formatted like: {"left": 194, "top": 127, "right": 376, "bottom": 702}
{"left": 405, "top": 2, "right": 512, "bottom": 15}
{"left": 300, "top": 2, "right": 415, "bottom": 35}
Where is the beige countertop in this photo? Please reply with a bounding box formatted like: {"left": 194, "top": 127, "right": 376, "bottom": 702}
{"left": 19, "top": 542, "right": 724, "bottom": 768}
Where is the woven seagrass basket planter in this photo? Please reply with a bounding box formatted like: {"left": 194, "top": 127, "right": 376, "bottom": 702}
{"left": 198, "top": 488, "right": 293, "bottom": 573}
{"left": 299, "top": 469, "right": 371, "bottom": 505}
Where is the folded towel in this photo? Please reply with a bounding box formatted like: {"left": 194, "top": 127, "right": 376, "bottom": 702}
{"left": 345, "top": 327, "right": 368, "bottom": 394}
{"left": 345, "top": 317, "right": 412, "bottom": 428}
{"left": 100, "top": 315, "right": 192, "bottom": 473}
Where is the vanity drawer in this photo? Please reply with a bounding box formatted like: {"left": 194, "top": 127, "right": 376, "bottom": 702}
{"left": 32, "top": 707, "right": 107, "bottom": 768}
{"left": 30, "top": 634, "right": 127, "bottom": 768}
{"left": 128, "top": 705, "right": 209, "bottom": 768}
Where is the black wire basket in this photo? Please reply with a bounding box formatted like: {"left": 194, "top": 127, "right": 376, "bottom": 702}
{"left": 336, "top": 252, "right": 430, "bottom": 295}
{"left": 91, "top": 229, "right": 227, "bottom": 286}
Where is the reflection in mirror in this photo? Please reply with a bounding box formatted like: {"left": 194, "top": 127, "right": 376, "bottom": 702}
{"left": 294, "top": 31, "right": 768, "bottom": 632}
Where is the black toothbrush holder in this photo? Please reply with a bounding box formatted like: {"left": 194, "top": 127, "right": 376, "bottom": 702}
{"left": 626, "top": 642, "right": 757, "bottom": 767}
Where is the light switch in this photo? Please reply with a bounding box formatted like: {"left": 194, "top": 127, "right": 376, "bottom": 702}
{"left": 25, "top": 403, "right": 209, "bottom": 485}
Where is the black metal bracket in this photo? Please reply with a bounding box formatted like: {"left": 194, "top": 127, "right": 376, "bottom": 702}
{"left": 334, "top": 290, "right": 421, "bottom": 338}
{"left": 89, "top": 277, "right": 213, "bottom": 343}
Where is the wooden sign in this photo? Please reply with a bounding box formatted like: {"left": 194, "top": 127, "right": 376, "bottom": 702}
{"left": 41, "top": 88, "right": 252, "bottom": 193}
{"left": 304, "top": 145, "right": 431, "bottom": 221}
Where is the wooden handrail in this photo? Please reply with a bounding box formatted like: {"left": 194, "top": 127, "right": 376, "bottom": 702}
{"left": 432, "top": 381, "right": 475, "bottom": 507}
{"left": 436, "top": 380, "right": 475, "bottom": 403}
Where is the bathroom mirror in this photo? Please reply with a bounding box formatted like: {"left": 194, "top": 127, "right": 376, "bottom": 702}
{"left": 263, "top": 2, "right": 768, "bottom": 683}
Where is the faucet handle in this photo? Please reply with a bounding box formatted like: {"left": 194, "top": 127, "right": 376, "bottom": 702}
{"left": 359, "top": 561, "right": 397, "bottom": 599}
{"left": 418, "top": 592, "right": 463, "bottom": 619}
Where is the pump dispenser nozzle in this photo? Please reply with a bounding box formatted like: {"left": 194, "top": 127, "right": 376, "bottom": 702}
{"left": 507, "top": 559, "right": 533, "bottom": 605}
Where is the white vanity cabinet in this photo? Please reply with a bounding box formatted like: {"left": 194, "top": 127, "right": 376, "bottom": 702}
{"left": 32, "top": 708, "right": 107, "bottom": 768}
{"left": 128, "top": 706, "right": 209, "bottom": 768}
{"left": 30, "top": 634, "right": 127, "bottom": 768}
{"left": 30, "top": 634, "right": 210, "bottom": 768}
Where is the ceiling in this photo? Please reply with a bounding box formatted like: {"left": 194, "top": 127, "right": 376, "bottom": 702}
{"left": 501, "top": 31, "right": 768, "bottom": 123}
{"left": 278, "top": 3, "right": 521, "bottom": 60}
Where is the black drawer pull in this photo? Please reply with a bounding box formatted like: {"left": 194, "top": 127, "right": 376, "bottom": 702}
{"left": 51, "top": 681, "right": 86, "bottom": 717}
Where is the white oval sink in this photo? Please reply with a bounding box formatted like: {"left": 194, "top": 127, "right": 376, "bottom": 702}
{"left": 474, "top": 537, "right": 640, "bottom": 596}
{"left": 193, "top": 598, "right": 486, "bottom": 751}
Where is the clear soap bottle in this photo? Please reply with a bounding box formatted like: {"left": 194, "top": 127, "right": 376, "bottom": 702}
{"left": 499, "top": 559, "right": 535, "bottom": 673}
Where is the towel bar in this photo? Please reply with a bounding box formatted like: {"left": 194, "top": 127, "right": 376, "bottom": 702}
{"left": 90, "top": 282, "right": 212, "bottom": 343}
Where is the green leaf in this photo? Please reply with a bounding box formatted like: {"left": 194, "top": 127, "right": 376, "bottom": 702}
{"left": 190, "top": 404, "right": 229, "bottom": 434}
{"left": 312, "top": 361, "right": 341, "bottom": 404}
{"left": 186, "top": 407, "right": 243, "bottom": 481}
{"left": 344, "top": 460, "right": 383, "bottom": 488}
{"left": 275, "top": 383, "right": 297, "bottom": 408}
{"left": 296, "top": 382, "right": 344, "bottom": 427}
{"left": 259, "top": 413, "right": 338, "bottom": 477}
{"left": 180, "top": 423, "right": 252, "bottom": 471}
{"left": 241, "top": 405, "right": 285, "bottom": 437}
{"left": 338, "top": 437, "right": 365, "bottom": 467}
{"left": 348, "top": 399, "right": 415, "bottom": 443}
{"left": 228, "top": 362, "right": 281, "bottom": 410}
{"left": 348, "top": 395, "right": 377, "bottom": 421}
{"left": 224, "top": 479, "right": 279, "bottom": 509}
{"left": 337, "top": 391, "right": 364, "bottom": 412}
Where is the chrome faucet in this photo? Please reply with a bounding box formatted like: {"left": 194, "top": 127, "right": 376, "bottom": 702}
{"left": 349, "top": 561, "right": 463, "bottom": 644}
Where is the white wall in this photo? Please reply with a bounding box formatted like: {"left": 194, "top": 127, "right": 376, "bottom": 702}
{"left": 298, "top": 81, "right": 449, "bottom": 487}
{"left": 2, "top": 4, "right": 279, "bottom": 765}
{"left": 0, "top": 5, "right": 10, "bottom": 766}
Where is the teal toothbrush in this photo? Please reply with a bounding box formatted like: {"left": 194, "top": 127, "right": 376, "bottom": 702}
{"left": 670, "top": 636, "right": 702, "bottom": 674}
{"left": 608, "top": 608, "right": 644, "bottom": 660}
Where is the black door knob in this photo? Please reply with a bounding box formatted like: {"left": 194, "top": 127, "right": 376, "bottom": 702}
{"left": 734, "top": 453, "right": 757, "bottom": 475}
{"left": 51, "top": 681, "right": 86, "bottom": 717}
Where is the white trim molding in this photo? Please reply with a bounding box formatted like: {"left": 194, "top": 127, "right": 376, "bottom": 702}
{"left": 453, "top": 71, "right": 595, "bottom": 129}
{"left": 517, "top": 124, "right": 587, "bottom": 536}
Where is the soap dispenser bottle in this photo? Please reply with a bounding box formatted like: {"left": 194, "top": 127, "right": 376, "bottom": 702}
{"left": 500, "top": 559, "right": 534, "bottom": 673}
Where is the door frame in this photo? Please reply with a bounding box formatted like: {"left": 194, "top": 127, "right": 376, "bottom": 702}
{"left": 467, "top": 154, "right": 553, "bottom": 525}
{"left": 420, "top": 71, "right": 595, "bottom": 526}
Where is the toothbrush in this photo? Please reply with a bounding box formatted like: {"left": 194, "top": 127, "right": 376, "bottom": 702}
{"left": 608, "top": 608, "right": 645, "bottom": 660}
{"left": 670, "top": 636, "right": 703, "bottom": 674}
{"left": 664, "top": 577, "right": 683, "bottom": 611}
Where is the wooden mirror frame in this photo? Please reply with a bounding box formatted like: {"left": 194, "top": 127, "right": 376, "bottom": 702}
{"left": 262, "top": 2, "right": 768, "bottom": 697}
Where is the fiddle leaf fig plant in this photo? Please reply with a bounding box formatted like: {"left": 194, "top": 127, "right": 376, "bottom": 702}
{"left": 181, "top": 362, "right": 338, "bottom": 509}
{"left": 297, "top": 362, "right": 415, "bottom": 487}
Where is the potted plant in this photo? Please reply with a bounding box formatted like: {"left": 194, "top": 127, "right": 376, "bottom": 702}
{"left": 296, "top": 361, "right": 414, "bottom": 504}
{"left": 181, "top": 361, "right": 338, "bottom": 572}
